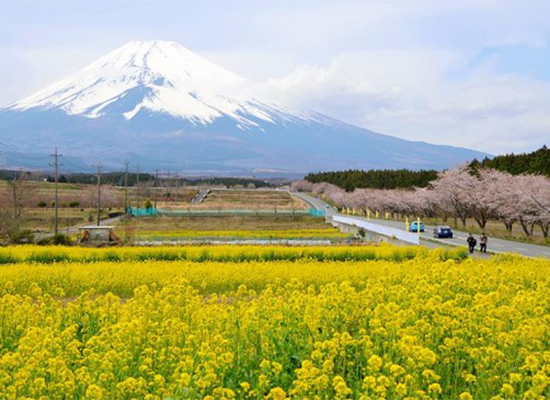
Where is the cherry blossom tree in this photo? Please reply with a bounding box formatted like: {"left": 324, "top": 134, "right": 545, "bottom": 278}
{"left": 292, "top": 166, "right": 550, "bottom": 238}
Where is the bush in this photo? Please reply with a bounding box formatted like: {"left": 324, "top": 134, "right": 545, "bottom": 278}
{"left": 69, "top": 201, "right": 80, "bottom": 208}
{"left": 9, "top": 230, "right": 35, "bottom": 244}
{"left": 52, "top": 233, "right": 72, "bottom": 246}
{"left": 37, "top": 201, "right": 47, "bottom": 208}
{"left": 36, "top": 233, "right": 72, "bottom": 246}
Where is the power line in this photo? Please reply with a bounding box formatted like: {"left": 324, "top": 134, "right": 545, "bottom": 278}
{"left": 0, "top": 141, "right": 49, "bottom": 161}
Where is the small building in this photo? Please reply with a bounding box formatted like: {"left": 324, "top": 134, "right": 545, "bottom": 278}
{"left": 78, "top": 225, "right": 119, "bottom": 245}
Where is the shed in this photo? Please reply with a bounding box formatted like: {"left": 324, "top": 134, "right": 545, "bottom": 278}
{"left": 78, "top": 225, "right": 118, "bottom": 244}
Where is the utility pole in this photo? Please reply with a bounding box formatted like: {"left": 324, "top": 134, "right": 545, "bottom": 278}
{"left": 154, "top": 169, "right": 159, "bottom": 209}
{"left": 96, "top": 163, "right": 102, "bottom": 226}
{"left": 167, "top": 170, "right": 171, "bottom": 202}
{"left": 174, "top": 174, "right": 179, "bottom": 203}
{"left": 124, "top": 160, "right": 130, "bottom": 214}
{"left": 136, "top": 165, "right": 140, "bottom": 210}
{"left": 50, "top": 147, "right": 62, "bottom": 234}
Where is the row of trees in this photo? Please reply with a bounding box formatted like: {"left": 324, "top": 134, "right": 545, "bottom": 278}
{"left": 42, "top": 172, "right": 271, "bottom": 188}
{"left": 305, "top": 169, "right": 438, "bottom": 191}
{"left": 293, "top": 165, "right": 550, "bottom": 238}
{"left": 471, "top": 145, "right": 550, "bottom": 176}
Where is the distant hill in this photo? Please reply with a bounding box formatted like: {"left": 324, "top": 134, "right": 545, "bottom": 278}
{"left": 471, "top": 146, "right": 550, "bottom": 176}
{"left": 305, "top": 169, "right": 439, "bottom": 191}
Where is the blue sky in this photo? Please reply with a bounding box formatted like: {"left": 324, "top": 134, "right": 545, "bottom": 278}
{"left": 1, "top": 0, "right": 549, "bottom": 154}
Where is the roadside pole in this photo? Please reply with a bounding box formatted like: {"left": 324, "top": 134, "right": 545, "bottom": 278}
{"left": 96, "top": 163, "right": 102, "bottom": 226}
{"left": 136, "top": 165, "right": 140, "bottom": 210}
{"left": 124, "top": 160, "right": 129, "bottom": 214}
{"left": 50, "top": 147, "right": 62, "bottom": 235}
{"left": 154, "top": 169, "right": 159, "bottom": 209}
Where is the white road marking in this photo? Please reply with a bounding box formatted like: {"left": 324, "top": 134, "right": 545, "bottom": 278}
{"left": 515, "top": 247, "right": 528, "bottom": 251}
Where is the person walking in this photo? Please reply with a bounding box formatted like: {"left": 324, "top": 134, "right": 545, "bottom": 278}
{"left": 467, "top": 233, "right": 477, "bottom": 255}
{"left": 480, "top": 233, "right": 488, "bottom": 253}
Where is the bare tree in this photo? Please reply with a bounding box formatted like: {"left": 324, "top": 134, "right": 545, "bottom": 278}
{"left": 0, "top": 171, "right": 30, "bottom": 236}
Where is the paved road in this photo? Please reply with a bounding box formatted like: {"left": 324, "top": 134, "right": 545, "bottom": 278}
{"left": 291, "top": 192, "right": 550, "bottom": 259}
{"left": 291, "top": 192, "right": 338, "bottom": 216}
{"left": 191, "top": 188, "right": 210, "bottom": 205}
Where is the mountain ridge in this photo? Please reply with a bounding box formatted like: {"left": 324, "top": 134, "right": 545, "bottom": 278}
{"left": 0, "top": 40, "right": 490, "bottom": 175}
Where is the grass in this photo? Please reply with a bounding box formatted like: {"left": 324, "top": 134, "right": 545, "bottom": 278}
{"left": 20, "top": 208, "right": 118, "bottom": 232}
{"left": 134, "top": 228, "right": 349, "bottom": 240}
{"left": 118, "top": 215, "right": 330, "bottom": 231}
{"left": 195, "top": 189, "right": 306, "bottom": 210}
{"left": 117, "top": 215, "right": 339, "bottom": 242}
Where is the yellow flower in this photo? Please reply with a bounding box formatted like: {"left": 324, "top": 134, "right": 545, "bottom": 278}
{"left": 459, "top": 392, "right": 473, "bottom": 400}
{"left": 269, "top": 387, "right": 287, "bottom": 400}
{"left": 501, "top": 384, "right": 514, "bottom": 397}
{"left": 428, "top": 383, "right": 442, "bottom": 394}
{"left": 85, "top": 384, "right": 103, "bottom": 399}
{"left": 368, "top": 355, "right": 383, "bottom": 372}
{"left": 395, "top": 383, "right": 407, "bottom": 396}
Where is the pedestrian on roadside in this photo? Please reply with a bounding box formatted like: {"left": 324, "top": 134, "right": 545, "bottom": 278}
{"left": 480, "top": 233, "right": 488, "bottom": 253}
{"left": 467, "top": 233, "right": 477, "bottom": 255}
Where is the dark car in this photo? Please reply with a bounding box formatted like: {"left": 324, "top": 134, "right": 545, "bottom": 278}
{"left": 433, "top": 226, "right": 453, "bottom": 238}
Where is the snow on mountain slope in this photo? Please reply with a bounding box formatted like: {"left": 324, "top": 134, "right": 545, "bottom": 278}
{"left": 9, "top": 40, "right": 296, "bottom": 128}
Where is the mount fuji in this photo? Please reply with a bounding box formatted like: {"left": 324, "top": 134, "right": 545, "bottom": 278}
{"left": 0, "top": 40, "right": 488, "bottom": 175}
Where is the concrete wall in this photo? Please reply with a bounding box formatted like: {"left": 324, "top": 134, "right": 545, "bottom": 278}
{"left": 331, "top": 215, "right": 420, "bottom": 245}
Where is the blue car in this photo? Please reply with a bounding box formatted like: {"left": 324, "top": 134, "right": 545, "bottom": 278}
{"left": 409, "top": 221, "right": 425, "bottom": 233}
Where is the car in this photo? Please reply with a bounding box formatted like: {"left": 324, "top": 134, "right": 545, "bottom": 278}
{"left": 409, "top": 221, "right": 425, "bottom": 233}
{"left": 433, "top": 226, "right": 453, "bottom": 238}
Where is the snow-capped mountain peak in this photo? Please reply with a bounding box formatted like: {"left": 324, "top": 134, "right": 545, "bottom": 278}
{"left": 10, "top": 40, "right": 279, "bottom": 126}
{"left": 1, "top": 40, "right": 490, "bottom": 174}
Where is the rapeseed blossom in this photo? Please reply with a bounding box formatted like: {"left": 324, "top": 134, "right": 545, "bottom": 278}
{"left": 0, "top": 245, "right": 546, "bottom": 399}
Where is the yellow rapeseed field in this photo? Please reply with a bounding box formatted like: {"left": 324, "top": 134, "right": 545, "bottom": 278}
{"left": 133, "top": 228, "right": 349, "bottom": 240}
{"left": 0, "top": 245, "right": 548, "bottom": 399}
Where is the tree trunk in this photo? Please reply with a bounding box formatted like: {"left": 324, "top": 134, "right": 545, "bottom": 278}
{"left": 540, "top": 222, "right": 549, "bottom": 238}
{"left": 519, "top": 217, "right": 532, "bottom": 237}
{"left": 504, "top": 222, "right": 513, "bottom": 233}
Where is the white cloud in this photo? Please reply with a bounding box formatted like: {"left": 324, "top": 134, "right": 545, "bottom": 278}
{"left": 1, "top": 0, "right": 549, "bottom": 154}
{"left": 248, "top": 48, "right": 550, "bottom": 154}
